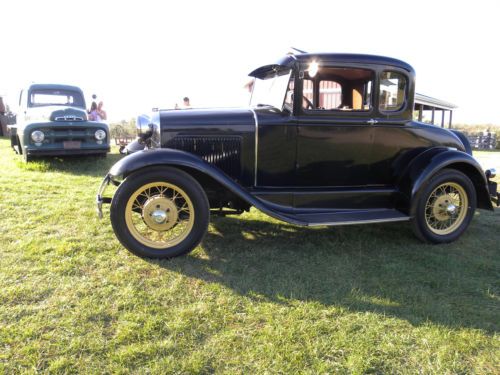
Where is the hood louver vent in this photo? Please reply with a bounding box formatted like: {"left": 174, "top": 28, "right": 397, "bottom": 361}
{"left": 166, "top": 136, "right": 242, "bottom": 179}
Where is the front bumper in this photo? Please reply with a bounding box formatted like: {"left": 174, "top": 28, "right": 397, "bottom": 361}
{"left": 27, "top": 147, "right": 110, "bottom": 156}
{"left": 96, "top": 174, "right": 112, "bottom": 219}
{"left": 486, "top": 168, "right": 499, "bottom": 206}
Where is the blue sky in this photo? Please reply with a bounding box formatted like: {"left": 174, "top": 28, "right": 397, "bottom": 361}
{"left": 2, "top": 0, "right": 499, "bottom": 124}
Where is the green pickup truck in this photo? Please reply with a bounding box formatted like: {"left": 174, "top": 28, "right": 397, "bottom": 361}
{"left": 9, "top": 83, "right": 110, "bottom": 162}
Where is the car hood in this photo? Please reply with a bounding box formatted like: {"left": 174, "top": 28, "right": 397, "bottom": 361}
{"left": 159, "top": 107, "right": 256, "bottom": 128}
{"left": 25, "top": 106, "right": 88, "bottom": 122}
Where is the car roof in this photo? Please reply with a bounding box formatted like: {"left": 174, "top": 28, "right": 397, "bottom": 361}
{"left": 250, "top": 53, "right": 415, "bottom": 77}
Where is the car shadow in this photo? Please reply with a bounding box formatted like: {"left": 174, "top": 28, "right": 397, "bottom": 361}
{"left": 153, "top": 215, "right": 499, "bottom": 333}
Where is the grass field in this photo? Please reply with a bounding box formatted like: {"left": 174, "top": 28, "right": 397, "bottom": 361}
{"left": 0, "top": 138, "right": 499, "bottom": 374}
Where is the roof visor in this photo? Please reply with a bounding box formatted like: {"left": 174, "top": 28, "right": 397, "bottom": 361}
{"left": 248, "top": 64, "right": 291, "bottom": 79}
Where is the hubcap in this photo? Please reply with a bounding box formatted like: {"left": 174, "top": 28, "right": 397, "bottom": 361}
{"left": 425, "top": 182, "right": 468, "bottom": 235}
{"left": 151, "top": 210, "right": 167, "bottom": 224}
{"left": 142, "top": 195, "right": 179, "bottom": 231}
{"left": 446, "top": 204, "right": 457, "bottom": 215}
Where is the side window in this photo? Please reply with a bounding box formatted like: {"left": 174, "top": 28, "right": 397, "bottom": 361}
{"left": 303, "top": 79, "right": 313, "bottom": 109}
{"left": 301, "top": 68, "right": 373, "bottom": 112}
{"left": 379, "top": 71, "right": 407, "bottom": 112}
{"left": 319, "top": 81, "right": 342, "bottom": 109}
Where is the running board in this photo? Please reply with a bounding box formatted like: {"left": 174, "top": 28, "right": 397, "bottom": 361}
{"left": 279, "top": 209, "right": 410, "bottom": 227}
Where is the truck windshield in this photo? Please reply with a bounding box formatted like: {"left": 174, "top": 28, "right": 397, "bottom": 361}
{"left": 250, "top": 69, "right": 291, "bottom": 110}
{"left": 29, "top": 89, "right": 85, "bottom": 109}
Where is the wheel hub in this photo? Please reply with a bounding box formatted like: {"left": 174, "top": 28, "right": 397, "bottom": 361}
{"left": 151, "top": 209, "right": 168, "bottom": 224}
{"left": 432, "top": 195, "right": 456, "bottom": 221}
{"left": 446, "top": 204, "right": 457, "bottom": 215}
{"left": 142, "top": 196, "right": 179, "bottom": 231}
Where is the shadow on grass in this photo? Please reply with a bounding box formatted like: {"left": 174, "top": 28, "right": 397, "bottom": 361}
{"left": 20, "top": 153, "right": 123, "bottom": 177}
{"left": 156, "top": 215, "right": 499, "bottom": 333}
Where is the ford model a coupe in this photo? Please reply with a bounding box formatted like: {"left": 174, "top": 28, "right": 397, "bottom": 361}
{"left": 9, "top": 84, "right": 110, "bottom": 162}
{"left": 97, "top": 53, "right": 499, "bottom": 258}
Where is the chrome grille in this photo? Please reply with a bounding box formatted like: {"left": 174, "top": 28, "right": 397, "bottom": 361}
{"left": 55, "top": 115, "right": 84, "bottom": 121}
{"left": 40, "top": 127, "right": 99, "bottom": 144}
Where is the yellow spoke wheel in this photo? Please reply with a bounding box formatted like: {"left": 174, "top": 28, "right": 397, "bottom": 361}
{"left": 125, "top": 182, "right": 195, "bottom": 249}
{"left": 424, "top": 182, "right": 468, "bottom": 235}
{"left": 411, "top": 169, "right": 476, "bottom": 244}
{"left": 110, "top": 167, "right": 210, "bottom": 259}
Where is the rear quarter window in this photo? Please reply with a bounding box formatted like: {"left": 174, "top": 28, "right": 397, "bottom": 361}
{"left": 379, "top": 71, "right": 407, "bottom": 112}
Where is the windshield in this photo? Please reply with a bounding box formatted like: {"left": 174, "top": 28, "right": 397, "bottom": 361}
{"left": 28, "top": 89, "right": 85, "bottom": 109}
{"left": 250, "top": 69, "right": 291, "bottom": 110}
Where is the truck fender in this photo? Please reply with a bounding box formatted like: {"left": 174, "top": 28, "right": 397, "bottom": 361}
{"left": 397, "top": 147, "right": 493, "bottom": 212}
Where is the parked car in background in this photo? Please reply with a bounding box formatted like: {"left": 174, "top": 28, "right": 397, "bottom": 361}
{"left": 0, "top": 96, "right": 7, "bottom": 136}
{"left": 97, "top": 52, "right": 499, "bottom": 259}
{"left": 9, "top": 84, "right": 110, "bottom": 162}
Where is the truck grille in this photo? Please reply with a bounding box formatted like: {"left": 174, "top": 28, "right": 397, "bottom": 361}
{"left": 167, "top": 136, "right": 241, "bottom": 179}
{"left": 54, "top": 115, "right": 85, "bottom": 121}
{"left": 39, "top": 127, "right": 98, "bottom": 144}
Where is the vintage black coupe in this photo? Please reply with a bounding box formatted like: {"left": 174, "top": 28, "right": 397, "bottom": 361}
{"left": 97, "top": 52, "right": 498, "bottom": 258}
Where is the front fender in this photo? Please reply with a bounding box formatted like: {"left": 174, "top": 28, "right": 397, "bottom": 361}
{"left": 398, "top": 147, "right": 493, "bottom": 211}
{"left": 108, "top": 148, "right": 305, "bottom": 225}
{"left": 110, "top": 148, "right": 227, "bottom": 178}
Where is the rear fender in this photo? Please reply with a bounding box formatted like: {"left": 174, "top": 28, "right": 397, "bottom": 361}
{"left": 108, "top": 149, "right": 303, "bottom": 224}
{"left": 397, "top": 147, "right": 493, "bottom": 212}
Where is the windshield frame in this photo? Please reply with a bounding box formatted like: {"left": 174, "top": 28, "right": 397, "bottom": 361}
{"left": 249, "top": 68, "right": 292, "bottom": 111}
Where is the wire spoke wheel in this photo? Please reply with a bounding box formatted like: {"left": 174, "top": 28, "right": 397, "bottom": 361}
{"left": 424, "top": 182, "right": 468, "bottom": 235}
{"left": 125, "top": 182, "right": 195, "bottom": 249}
{"left": 411, "top": 169, "right": 476, "bottom": 244}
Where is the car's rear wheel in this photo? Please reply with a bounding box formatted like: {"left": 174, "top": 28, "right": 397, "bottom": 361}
{"left": 411, "top": 169, "right": 476, "bottom": 243}
{"left": 110, "top": 167, "right": 209, "bottom": 258}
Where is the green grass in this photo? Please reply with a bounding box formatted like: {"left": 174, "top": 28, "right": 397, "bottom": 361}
{"left": 0, "top": 138, "right": 499, "bottom": 374}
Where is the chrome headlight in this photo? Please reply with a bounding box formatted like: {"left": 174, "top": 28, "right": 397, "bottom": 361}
{"left": 136, "top": 114, "right": 151, "bottom": 136}
{"left": 31, "top": 130, "right": 45, "bottom": 143}
{"left": 95, "top": 129, "right": 106, "bottom": 140}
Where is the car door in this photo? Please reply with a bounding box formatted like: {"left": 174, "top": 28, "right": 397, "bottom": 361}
{"left": 295, "top": 67, "right": 376, "bottom": 187}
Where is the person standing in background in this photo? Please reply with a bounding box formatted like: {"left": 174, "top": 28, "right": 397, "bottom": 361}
{"left": 182, "top": 97, "right": 191, "bottom": 109}
{"left": 97, "top": 101, "right": 107, "bottom": 120}
{"left": 88, "top": 102, "right": 101, "bottom": 121}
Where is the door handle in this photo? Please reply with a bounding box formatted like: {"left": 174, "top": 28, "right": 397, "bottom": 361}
{"left": 367, "top": 119, "right": 378, "bottom": 125}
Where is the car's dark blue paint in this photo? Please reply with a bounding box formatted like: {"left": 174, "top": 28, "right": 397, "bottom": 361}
{"left": 103, "top": 52, "right": 496, "bottom": 230}
{"left": 108, "top": 148, "right": 307, "bottom": 225}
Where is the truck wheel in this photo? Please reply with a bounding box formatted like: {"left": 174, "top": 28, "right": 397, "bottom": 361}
{"left": 411, "top": 169, "right": 476, "bottom": 243}
{"left": 110, "top": 167, "right": 209, "bottom": 258}
{"left": 22, "top": 151, "right": 32, "bottom": 163}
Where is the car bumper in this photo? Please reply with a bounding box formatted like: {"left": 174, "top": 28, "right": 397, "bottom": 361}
{"left": 96, "top": 174, "right": 113, "bottom": 219}
{"left": 26, "top": 147, "right": 110, "bottom": 156}
{"left": 486, "top": 168, "right": 499, "bottom": 206}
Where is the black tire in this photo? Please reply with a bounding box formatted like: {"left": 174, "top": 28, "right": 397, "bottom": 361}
{"left": 22, "top": 151, "right": 32, "bottom": 163}
{"left": 110, "top": 166, "right": 209, "bottom": 258}
{"left": 410, "top": 169, "right": 476, "bottom": 243}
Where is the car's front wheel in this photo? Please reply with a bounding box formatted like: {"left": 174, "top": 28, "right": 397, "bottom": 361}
{"left": 411, "top": 169, "right": 476, "bottom": 243}
{"left": 110, "top": 167, "right": 209, "bottom": 258}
